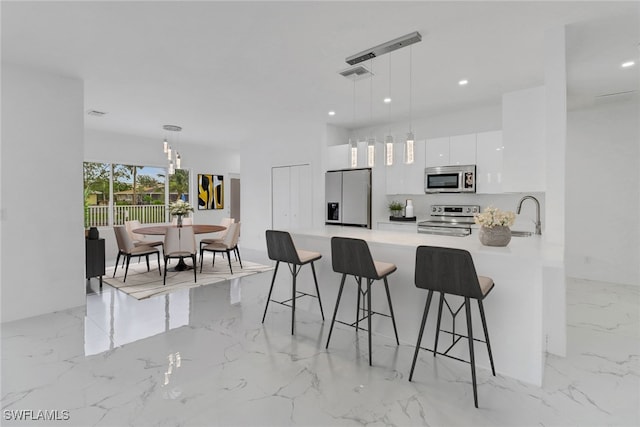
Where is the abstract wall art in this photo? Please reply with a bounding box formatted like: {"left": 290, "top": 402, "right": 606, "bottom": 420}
{"left": 197, "top": 174, "right": 224, "bottom": 210}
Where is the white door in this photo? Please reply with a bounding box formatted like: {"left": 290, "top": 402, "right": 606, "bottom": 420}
{"left": 271, "top": 164, "right": 312, "bottom": 230}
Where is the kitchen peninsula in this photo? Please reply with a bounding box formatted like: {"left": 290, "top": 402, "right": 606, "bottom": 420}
{"left": 290, "top": 227, "right": 565, "bottom": 386}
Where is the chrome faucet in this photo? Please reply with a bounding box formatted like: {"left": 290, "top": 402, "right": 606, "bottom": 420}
{"left": 516, "top": 195, "right": 542, "bottom": 235}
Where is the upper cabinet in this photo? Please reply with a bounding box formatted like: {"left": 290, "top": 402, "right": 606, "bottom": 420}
{"left": 425, "top": 137, "right": 450, "bottom": 167}
{"left": 502, "top": 86, "right": 546, "bottom": 192}
{"left": 449, "top": 134, "right": 476, "bottom": 165}
{"left": 327, "top": 144, "right": 350, "bottom": 170}
{"left": 476, "top": 130, "right": 503, "bottom": 194}
{"left": 385, "top": 140, "right": 426, "bottom": 195}
{"left": 425, "top": 134, "right": 476, "bottom": 167}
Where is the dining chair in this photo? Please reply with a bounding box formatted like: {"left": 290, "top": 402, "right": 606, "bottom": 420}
{"left": 199, "top": 217, "right": 234, "bottom": 256}
{"left": 125, "top": 219, "right": 163, "bottom": 250}
{"left": 113, "top": 226, "right": 161, "bottom": 282}
{"left": 199, "top": 222, "right": 242, "bottom": 274}
{"left": 163, "top": 227, "right": 197, "bottom": 286}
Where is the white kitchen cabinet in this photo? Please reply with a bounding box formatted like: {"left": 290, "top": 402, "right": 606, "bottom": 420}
{"left": 476, "top": 130, "right": 503, "bottom": 194}
{"left": 425, "top": 137, "right": 450, "bottom": 167}
{"left": 327, "top": 144, "right": 350, "bottom": 170}
{"left": 502, "top": 86, "right": 546, "bottom": 192}
{"left": 385, "top": 140, "right": 426, "bottom": 195}
{"left": 449, "top": 133, "right": 476, "bottom": 165}
{"left": 271, "top": 164, "right": 312, "bottom": 230}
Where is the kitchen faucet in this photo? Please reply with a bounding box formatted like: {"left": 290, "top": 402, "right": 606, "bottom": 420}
{"left": 516, "top": 195, "right": 542, "bottom": 235}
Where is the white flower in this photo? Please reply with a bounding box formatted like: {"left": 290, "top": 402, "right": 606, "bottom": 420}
{"left": 169, "top": 200, "right": 194, "bottom": 216}
{"left": 474, "top": 206, "right": 515, "bottom": 228}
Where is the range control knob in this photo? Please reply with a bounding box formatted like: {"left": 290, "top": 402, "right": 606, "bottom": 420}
{"left": 465, "top": 207, "right": 471, "bottom": 213}
{"left": 437, "top": 207, "right": 443, "bottom": 213}
{"left": 431, "top": 207, "right": 437, "bottom": 212}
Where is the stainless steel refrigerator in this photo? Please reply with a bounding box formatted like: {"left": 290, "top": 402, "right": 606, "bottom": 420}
{"left": 325, "top": 168, "right": 371, "bottom": 228}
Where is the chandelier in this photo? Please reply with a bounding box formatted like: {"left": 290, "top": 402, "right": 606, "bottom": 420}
{"left": 162, "top": 125, "right": 182, "bottom": 174}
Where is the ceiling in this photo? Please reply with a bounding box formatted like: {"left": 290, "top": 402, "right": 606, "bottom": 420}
{"left": 2, "top": 1, "right": 638, "bottom": 149}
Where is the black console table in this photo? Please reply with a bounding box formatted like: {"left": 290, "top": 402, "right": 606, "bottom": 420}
{"left": 86, "top": 238, "right": 105, "bottom": 287}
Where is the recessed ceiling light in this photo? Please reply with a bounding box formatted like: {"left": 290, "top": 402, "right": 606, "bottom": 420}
{"left": 383, "top": 97, "right": 392, "bottom": 104}
{"left": 458, "top": 79, "right": 469, "bottom": 86}
{"left": 328, "top": 111, "right": 336, "bottom": 116}
{"left": 621, "top": 61, "right": 635, "bottom": 68}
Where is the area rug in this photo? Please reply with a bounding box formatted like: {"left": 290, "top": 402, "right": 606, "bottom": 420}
{"left": 103, "top": 258, "right": 274, "bottom": 300}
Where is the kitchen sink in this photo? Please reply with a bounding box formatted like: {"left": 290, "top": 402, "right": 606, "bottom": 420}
{"left": 511, "top": 230, "right": 533, "bottom": 237}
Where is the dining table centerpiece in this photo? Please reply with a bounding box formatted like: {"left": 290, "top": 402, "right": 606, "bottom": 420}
{"left": 169, "top": 200, "right": 194, "bottom": 227}
{"left": 474, "top": 206, "right": 516, "bottom": 247}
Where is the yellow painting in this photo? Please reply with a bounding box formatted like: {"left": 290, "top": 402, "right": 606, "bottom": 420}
{"left": 198, "top": 174, "right": 224, "bottom": 210}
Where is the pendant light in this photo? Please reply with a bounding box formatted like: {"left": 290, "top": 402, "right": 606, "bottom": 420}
{"left": 404, "top": 46, "right": 415, "bottom": 164}
{"left": 162, "top": 125, "right": 183, "bottom": 174}
{"left": 349, "top": 80, "right": 358, "bottom": 168}
{"left": 367, "top": 58, "right": 376, "bottom": 168}
{"left": 385, "top": 53, "right": 394, "bottom": 166}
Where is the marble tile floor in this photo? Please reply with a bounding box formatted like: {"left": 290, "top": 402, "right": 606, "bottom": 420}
{"left": 1, "top": 249, "right": 639, "bottom": 426}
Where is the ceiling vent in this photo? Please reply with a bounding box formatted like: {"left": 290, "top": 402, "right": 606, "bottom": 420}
{"left": 345, "top": 31, "right": 422, "bottom": 66}
{"left": 339, "top": 65, "right": 373, "bottom": 81}
{"left": 87, "top": 110, "right": 107, "bottom": 117}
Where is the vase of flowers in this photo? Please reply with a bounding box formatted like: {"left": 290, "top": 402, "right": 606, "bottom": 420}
{"left": 474, "top": 206, "right": 516, "bottom": 247}
{"left": 169, "top": 200, "right": 194, "bottom": 227}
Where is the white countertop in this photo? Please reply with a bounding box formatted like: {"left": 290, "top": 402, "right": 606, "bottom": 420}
{"left": 292, "top": 226, "right": 564, "bottom": 267}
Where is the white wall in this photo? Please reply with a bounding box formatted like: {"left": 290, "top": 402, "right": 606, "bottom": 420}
{"left": 241, "top": 120, "right": 326, "bottom": 251}
{"left": 1, "top": 64, "right": 85, "bottom": 323}
{"left": 85, "top": 129, "right": 240, "bottom": 264}
{"left": 566, "top": 95, "right": 640, "bottom": 285}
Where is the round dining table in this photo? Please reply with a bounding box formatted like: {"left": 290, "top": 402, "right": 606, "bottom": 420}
{"left": 133, "top": 224, "right": 226, "bottom": 271}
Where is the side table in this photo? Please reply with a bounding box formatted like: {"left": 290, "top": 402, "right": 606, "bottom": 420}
{"left": 86, "top": 238, "right": 105, "bottom": 287}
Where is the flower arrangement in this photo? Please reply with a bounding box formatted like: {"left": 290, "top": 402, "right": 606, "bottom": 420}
{"left": 474, "top": 206, "right": 516, "bottom": 228}
{"left": 169, "top": 200, "right": 194, "bottom": 216}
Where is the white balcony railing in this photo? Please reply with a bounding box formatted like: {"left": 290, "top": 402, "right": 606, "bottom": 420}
{"left": 86, "top": 205, "right": 167, "bottom": 227}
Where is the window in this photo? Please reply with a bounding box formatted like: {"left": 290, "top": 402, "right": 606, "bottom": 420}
{"left": 83, "top": 162, "right": 189, "bottom": 227}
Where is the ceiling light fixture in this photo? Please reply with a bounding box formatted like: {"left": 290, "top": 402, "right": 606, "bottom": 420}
{"left": 162, "top": 125, "right": 183, "bottom": 175}
{"left": 621, "top": 61, "right": 635, "bottom": 68}
{"left": 383, "top": 97, "right": 392, "bottom": 104}
{"left": 405, "top": 46, "right": 415, "bottom": 164}
{"left": 346, "top": 32, "right": 422, "bottom": 66}
{"left": 328, "top": 111, "right": 336, "bottom": 116}
{"left": 459, "top": 79, "right": 469, "bottom": 85}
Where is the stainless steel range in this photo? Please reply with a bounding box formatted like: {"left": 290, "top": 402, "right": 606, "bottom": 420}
{"left": 417, "top": 205, "right": 480, "bottom": 237}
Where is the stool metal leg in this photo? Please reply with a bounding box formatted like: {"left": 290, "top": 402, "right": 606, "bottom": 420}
{"left": 409, "top": 290, "right": 433, "bottom": 381}
{"left": 465, "top": 297, "right": 478, "bottom": 408}
{"left": 262, "top": 261, "right": 280, "bottom": 323}
{"left": 355, "top": 276, "right": 362, "bottom": 331}
{"left": 367, "top": 278, "right": 373, "bottom": 366}
{"left": 291, "top": 264, "right": 298, "bottom": 335}
{"left": 433, "top": 293, "right": 445, "bottom": 356}
{"left": 478, "top": 299, "right": 496, "bottom": 376}
{"left": 326, "top": 273, "right": 346, "bottom": 349}
{"left": 383, "top": 276, "right": 399, "bottom": 345}
{"left": 310, "top": 262, "right": 325, "bottom": 321}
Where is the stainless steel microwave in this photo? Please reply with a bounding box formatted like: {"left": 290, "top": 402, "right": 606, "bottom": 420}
{"left": 425, "top": 164, "right": 476, "bottom": 193}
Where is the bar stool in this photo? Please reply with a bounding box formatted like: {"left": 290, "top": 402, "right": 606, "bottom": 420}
{"left": 408, "top": 245, "right": 496, "bottom": 408}
{"left": 262, "top": 230, "right": 325, "bottom": 335}
{"left": 325, "top": 237, "right": 399, "bottom": 366}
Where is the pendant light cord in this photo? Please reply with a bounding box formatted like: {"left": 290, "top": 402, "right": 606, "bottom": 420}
{"left": 409, "top": 45, "right": 413, "bottom": 133}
